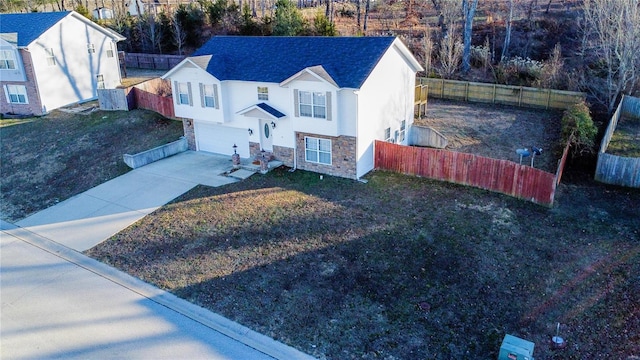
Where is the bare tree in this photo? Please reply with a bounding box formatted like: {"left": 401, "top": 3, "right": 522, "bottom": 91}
{"left": 439, "top": 29, "right": 463, "bottom": 78}
{"left": 423, "top": 26, "right": 434, "bottom": 76}
{"left": 172, "top": 10, "right": 187, "bottom": 55}
{"left": 581, "top": 0, "right": 640, "bottom": 113}
{"left": 141, "top": 12, "right": 162, "bottom": 53}
{"left": 501, "top": 0, "right": 514, "bottom": 61}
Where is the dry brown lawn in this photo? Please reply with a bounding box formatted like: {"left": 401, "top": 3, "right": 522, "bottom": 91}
{"left": 415, "top": 99, "right": 564, "bottom": 173}
{"left": 86, "top": 168, "right": 640, "bottom": 360}
{"left": 606, "top": 116, "right": 640, "bottom": 158}
{"left": 0, "top": 107, "right": 183, "bottom": 222}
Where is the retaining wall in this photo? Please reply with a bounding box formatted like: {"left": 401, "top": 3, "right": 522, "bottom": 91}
{"left": 123, "top": 137, "right": 187, "bottom": 169}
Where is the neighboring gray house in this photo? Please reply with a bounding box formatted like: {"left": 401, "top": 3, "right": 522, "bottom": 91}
{"left": 0, "top": 11, "right": 125, "bottom": 116}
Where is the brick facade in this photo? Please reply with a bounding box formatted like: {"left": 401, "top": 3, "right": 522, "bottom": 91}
{"left": 295, "top": 132, "right": 357, "bottom": 179}
{"left": 0, "top": 50, "right": 43, "bottom": 116}
{"left": 273, "top": 145, "right": 294, "bottom": 167}
{"left": 249, "top": 141, "right": 262, "bottom": 158}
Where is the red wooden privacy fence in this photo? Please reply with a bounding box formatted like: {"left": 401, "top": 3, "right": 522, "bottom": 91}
{"left": 375, "top": 140, "right": 560, "bottom": 206}
{"left": 133, "top": 86, "right": 175, "bottom": 118}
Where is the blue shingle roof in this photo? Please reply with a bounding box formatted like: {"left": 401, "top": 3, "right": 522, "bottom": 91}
{"left": 0, "top": 11, "right": 70, "bottom": 47}
{"left": 256, "top": 103, "right": 286, "bottom": 118}
{"left": 191, "top": 36, "right": 396, "bottom": 89}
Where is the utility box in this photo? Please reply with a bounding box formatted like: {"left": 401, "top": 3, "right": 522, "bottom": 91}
{"left": 498, "top": 334, "right": 535, "bottom": 360}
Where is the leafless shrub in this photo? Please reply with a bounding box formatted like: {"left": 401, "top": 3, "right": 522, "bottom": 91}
{"left": 438, "top": 30, "right": 463, "bottom": 78}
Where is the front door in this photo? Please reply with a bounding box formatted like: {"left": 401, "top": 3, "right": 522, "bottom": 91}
{"left": 259, "top": 119, "right": 273, "bottom": 151}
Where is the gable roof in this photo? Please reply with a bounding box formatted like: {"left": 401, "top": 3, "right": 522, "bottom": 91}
{"left": 0, "top": 11, "right": 125, "bottom": 47}
{"left": 0, "top": 12, "right": 69, "bottom": 47}
{"left": 189, "top": 36, "right": 399, "bottom": 89}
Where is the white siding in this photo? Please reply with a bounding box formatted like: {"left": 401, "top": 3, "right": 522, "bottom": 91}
{"left": 169, "top": 65, "right": 222, "bottom": 122}
{"left": 31, "top": 13, "right": 122, "bottom": 112}
{"left": 0, "top": 38, "right": 26, "bottom": 82}
{"left": 355, "top": 42, "right": 418, "bottom": 178}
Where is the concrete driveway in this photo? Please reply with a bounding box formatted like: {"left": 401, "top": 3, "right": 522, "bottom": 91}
{"left": 1, "top": 151, "right": 314, "bottom": 360}
{"left": 14, "top": 151, "right": 240, "bottom": 251}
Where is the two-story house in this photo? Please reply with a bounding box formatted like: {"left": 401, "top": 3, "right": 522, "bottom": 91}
{"left": 162, "top": 36, "right": 422, "bottom": 179}
{"left": 0, "top": 11, "right": 125, "bottom": 116}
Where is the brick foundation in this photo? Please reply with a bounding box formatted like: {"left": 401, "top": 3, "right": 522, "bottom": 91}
{"left": 295, "top": 132, "right": 357, "bottom": 179}
{"left": 273, "top": 145, "right": 294, "bottom": 167}
{"left": 181, "top": 118, "right": 196, "bottom": 150}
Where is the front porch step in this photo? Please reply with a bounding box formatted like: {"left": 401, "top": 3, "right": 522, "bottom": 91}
{"left": 227, "top": 168, "right": 257, "bottom": 180}
{"left": 240, "top": 160, "right": 284, "bottom": 174}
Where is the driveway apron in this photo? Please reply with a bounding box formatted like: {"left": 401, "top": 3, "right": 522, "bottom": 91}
{"left": 15, "top": 151, "right": 237, "bottom": 251}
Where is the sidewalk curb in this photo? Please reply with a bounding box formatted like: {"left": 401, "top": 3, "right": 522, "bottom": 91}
{"left": 3, "top": 226, "right": 316, "bottom": 360}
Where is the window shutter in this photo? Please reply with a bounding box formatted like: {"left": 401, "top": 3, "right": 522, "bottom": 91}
{"left": 187, "top": 82, "right": 193, "bottom": 106}
{"left": 173, "top": 81, "right": 179, "bottom": 104}
{"left": 294, "top": 89, "right": 299, "bottom": 117}
{"left": 199, "top": 83, "right": 204, "bottom": 107}
{"left": 213, "top": 84, "right": 219, "bottom": 109}
{"left": 326, "top": 91, "right": 332, "bottom": 120}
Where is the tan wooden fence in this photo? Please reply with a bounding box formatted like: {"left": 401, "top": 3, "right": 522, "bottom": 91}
{"left": 414, "top": 84, "right": 428, "bottom": 117}
{"left": 595, "top": 95, "right": 640, "bottom": 187}
{"left": 375, "top": 140, "right": 575, "bottom": 206}
{"left": 417, "top": 78, "right": 585, "bottom": 109}
{"left": 97, "top": 88, "right": 132, "bottom": 111}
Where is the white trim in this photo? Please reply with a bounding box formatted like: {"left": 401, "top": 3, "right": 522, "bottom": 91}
{"left": 304, "top": 136, "right": 332, "bottom": 165}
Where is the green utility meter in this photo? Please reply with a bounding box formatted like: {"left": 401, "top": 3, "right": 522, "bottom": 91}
{"left": 498, "top": 334, "right": 535, "bottom": 360}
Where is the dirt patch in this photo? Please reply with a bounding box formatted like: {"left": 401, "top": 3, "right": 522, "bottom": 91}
{"left": 606, "top": 116, "right": 640, "bottom": 157}
{"left": 0, "top": 108, "right": 183, "bottom": 222}
{"left": 415, "top": 99, "right": 564, "bottom": 173}
{"left": 86, "top": 168, "right": 640, "bottom": 360}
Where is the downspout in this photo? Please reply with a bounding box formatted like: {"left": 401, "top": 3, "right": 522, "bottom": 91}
{"left": 353, "top": 89, "right": 360, "bottom": 180}
{"left": 291, "top": 129, "right": 297, "bottom": 172}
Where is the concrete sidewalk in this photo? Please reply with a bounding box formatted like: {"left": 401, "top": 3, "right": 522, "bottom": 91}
{"left": 1, "top": 226, "right": 314, "bottom": 360}
{"left": 15, "top": 151, "right": 239, "bottom": 251}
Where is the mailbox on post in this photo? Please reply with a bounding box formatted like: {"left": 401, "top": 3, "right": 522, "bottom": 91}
{"left": 498, "top": 334, "right": 535, "bottom": 360}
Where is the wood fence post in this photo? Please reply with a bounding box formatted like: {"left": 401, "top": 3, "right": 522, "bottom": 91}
{"left": 493, "top": 84, "right": 496, "bottom": 104}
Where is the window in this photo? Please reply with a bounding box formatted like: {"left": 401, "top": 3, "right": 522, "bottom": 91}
{"left": 398, "top": 120, "right": 406, "bottom": 143}
{"left": 106, "top": 43, "right": 114, "bottom": 58}
{"left": 5, "top": 85, "right": 28, "bottom": 104}
{"left": 44, "top": 48, "right": 56, "bottom": 66}
{"left": 202, "top": 84, "right": 215, "bottom": 108}
{"left": 385, "top": 127, "right": 392, "bottom": 142}
{"left": 177, "top": 82, "right": 190, "bottom": 105}
{"left": 0, "top": 50, "right": 16, "bottom": 69}
{"left": 96, "top": 74, "right": 105, "bottom": 89}
{"left": 305, "top": 137, "right": 331, "bottom": 165}
{"left": 257, "top": 86, "right": 268, "bottom": 100}
{"left": 87, "top": 43, "right": 95, "bottom": 54}
{"left": 299, "top": 91, "right": 326, "bottom": 119}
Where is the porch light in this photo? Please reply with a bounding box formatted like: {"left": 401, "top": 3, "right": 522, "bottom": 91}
{"left": 271, "top": 121, "right": 276, "bottom": 129}
{"left": 248, "top": 128, "right": 253, "bottom": 135}
{"left": 233, "top": 143, "right": 237, "bottom": 154}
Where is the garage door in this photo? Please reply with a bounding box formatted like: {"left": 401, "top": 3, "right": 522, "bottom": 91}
{"left": 194, "top": 122, "right": 250, "bottom": 158}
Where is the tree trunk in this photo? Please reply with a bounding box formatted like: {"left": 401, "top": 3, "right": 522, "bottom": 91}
{"left": 356, "top": 0, "right": 361, "bottom": 30}
{"left": 501, "top": 0, "right": 513, "bottom": 61}
{"left": 462, "top": 0, "right": 479, "bottom": 72}
{"left": 363, "top": 0, "right": 370, "bottom": 32}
